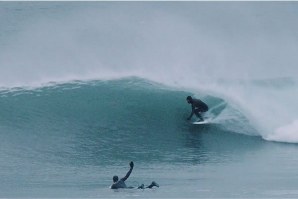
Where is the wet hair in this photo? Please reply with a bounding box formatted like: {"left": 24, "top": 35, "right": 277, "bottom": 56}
{"left": 113, "top": 175, "right": 119, "bottom": 182}
{"left": 186, "top": 96, "right": 192, "bottom": 101}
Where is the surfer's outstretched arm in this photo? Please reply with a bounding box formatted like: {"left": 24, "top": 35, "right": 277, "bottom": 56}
{"left": 121, "top": 161, "right": 134, "bottom": 182}
{"left": 187, "top": 105, "right": 195, "bottom": 120}
{"left": 187, "top": 112, "right": 194, "bottom": 120}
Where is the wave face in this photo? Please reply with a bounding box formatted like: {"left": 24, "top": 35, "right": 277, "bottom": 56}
{"left": 1, "top": 2, "right": 298, "bottom": 143}
{"left": 0, "top": 78, "right": 291, "bottom": 151}
{"left": 0, "top": 79, "right": 258, "bottom": 169}
{"left": 0, "top": 79, "right": 224, "bottom": 168}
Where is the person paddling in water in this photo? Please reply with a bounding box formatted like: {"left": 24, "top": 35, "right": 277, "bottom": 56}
{"left": 110, "top": 161, "right": 159, "bottom": 189}
{"left": 186, "top": 96, "right": 209, "bottom": 122}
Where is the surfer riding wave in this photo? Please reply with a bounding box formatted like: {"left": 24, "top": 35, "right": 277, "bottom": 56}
{"left": 186, "top": 96, "right": 209, "bottom": 122}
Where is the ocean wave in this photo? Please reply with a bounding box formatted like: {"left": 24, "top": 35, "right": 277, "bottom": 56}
{"left": 1, "top": 77, "right": 298, "bottom": 144}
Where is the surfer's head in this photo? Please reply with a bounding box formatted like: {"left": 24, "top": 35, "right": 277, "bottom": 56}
{"left": 113, "top": 175, "right": 119, "bottom": 182}
{"left": 186, "top": 96, "right": 193, "bottom": 104}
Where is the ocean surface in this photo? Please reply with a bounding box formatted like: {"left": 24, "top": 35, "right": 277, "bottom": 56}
{"left": 1, "top": 2, "right": 298, "bottom": 198}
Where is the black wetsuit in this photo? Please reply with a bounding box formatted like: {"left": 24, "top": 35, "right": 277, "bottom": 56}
{"left": 192, "top": 99, "right": 208, "bottom": 112}
{"left": 188, "top": 99, "right": 208, "bottom": 121}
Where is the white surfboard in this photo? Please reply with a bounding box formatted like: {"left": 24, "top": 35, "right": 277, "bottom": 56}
{"left": 192, "top": 118, "right": 212, "bottom": 124}
{"left": 191, "top": 112, "right": 217, "bottom": 125}
{"left": 192, "top": 120, "right": 209, "bottom": 124}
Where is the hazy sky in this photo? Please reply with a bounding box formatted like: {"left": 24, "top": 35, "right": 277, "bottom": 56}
{"left": 1, "top": 2, "right": 298, "bottom": 87}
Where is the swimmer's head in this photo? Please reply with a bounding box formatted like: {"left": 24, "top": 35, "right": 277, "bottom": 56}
{"left": 113, "top": 175, "right": 119, "bottom": 182}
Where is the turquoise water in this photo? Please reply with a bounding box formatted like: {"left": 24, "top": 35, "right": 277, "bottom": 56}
{"left": 1, "top": 79, "right": 298, "bottom": 198}
{"left": 1, "top": 2, "right": 298, "bottom": 198}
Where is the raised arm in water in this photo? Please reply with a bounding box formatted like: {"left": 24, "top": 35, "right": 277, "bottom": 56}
{"left": 121, "top": 161, "right": 134, "bottom": 181}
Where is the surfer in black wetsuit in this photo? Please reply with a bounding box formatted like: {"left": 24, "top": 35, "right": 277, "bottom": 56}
{"left": 110, "top": 161, "right": 159, "bottom": 189}
{"left": 186, "top": 96, "right": 209, "bottom": 121}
